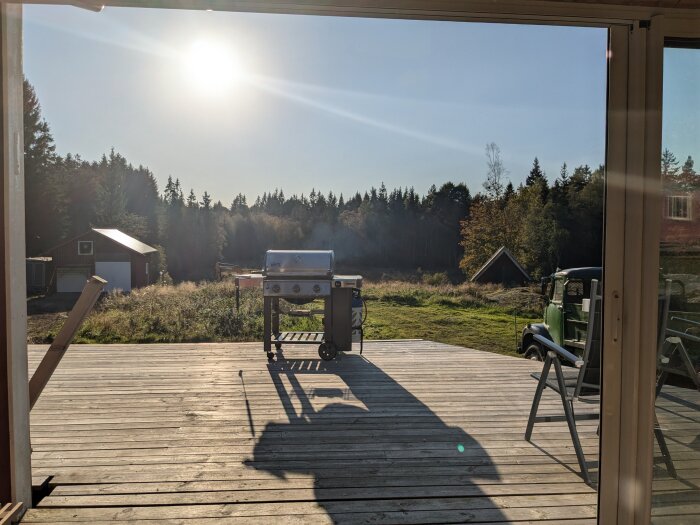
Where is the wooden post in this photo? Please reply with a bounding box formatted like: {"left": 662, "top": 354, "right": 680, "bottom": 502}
{"left": 29, "top": 276, "right": 106, "bottom": 409}
{"left": 0, "top": 4, "right": 30, "bottom": 509}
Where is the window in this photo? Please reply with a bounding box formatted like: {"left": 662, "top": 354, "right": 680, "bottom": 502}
{"left": 666, "top": 195, "right": 692, "bottom": 220}
{"left": 78, "top": 240, "right": 93, "bottom": 255}
{"left": 566, "top": 279, "right": 585, "bottom": 301}
{"left": 552, "top": 279, "right": 565, "bottom": 303}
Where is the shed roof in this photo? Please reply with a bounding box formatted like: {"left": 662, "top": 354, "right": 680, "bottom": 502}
{"left": 470, "top": 246, "right": 531, "bottom": 283}
{"left": 92, "top": 229, "right": 158, "bottom": 255}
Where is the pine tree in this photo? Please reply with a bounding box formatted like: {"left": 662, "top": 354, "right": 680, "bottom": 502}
{"left": 24, "top": 79, "right": 67, "bottom": 254}
{"left": 187, "top": 189, "right": 198, "bottom": 208}
{"left": 559, "top": 162, "right": 569, "bottom": 185}
{"left": 503, "top": 182, "right": 515, "bottom": 202}
{"left": 526, "top": 157, "right": 548, "bottom": 202}
{"left": 201, "top": 191, "right": 212, "bottom": 210}
{"left": 525, "top": 157, "right": 545, "bottom": 186}
{"left": 678, "top": 156, "right": 699, "bottom": 191}
{"left": 661, "top": 148, "right": 680, "bottom": 180}
{"left": 94, "top": 150, "right": 128, "bottom": 227}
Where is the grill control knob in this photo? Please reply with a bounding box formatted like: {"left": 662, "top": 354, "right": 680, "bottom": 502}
{"left": 272, "top": 284, "right": 281, "bottom": 294}
{"left": 292, "top": 284, "right": 301, "bottom": 293}
{"left": 313, "top": 284, "right": 321, "bottom": 293}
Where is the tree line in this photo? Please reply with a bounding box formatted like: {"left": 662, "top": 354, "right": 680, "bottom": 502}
{"left": 23, "top": 80, "right": 697, "bottom": 283}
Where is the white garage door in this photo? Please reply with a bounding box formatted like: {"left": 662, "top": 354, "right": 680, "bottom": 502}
{"left": 95, "top": 262, "right": 131, "bottom": 293}
{"left": 56, "top": 268, "right": 90, "bottom": 293}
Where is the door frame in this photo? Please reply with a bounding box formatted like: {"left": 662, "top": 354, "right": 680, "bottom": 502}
{"left": 3, "top": 1, "right": 700, "bottom": 521}
{"left": 602, "top": 15, "right": 700, "bottom": 524}
{"left": 598, "top": 18, "right": 665, "bottom": 524}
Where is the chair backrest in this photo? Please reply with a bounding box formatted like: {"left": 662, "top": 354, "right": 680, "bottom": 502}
{"left": 575, "top": 279, "right": 601, "bottom": 398}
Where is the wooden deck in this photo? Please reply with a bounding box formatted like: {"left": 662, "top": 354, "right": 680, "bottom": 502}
{"left": 16, "top": 340, "right": 690, "bottom": 524}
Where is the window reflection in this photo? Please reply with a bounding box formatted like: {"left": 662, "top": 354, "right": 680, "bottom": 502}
{"left": 652, "top": 44, "right": 700, "bottom": 524}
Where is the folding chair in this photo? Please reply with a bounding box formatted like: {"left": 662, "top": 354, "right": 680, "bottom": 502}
{"left": 650, "top": 279, "right": 700, "bottom": 478}
{"left": 657, "top": 316, "right": 700, "bottom": 396}
{"left": 525, "top": 279, "right": 602, "bottom": 486}
{"left": 525, "top": 279, "right": 679, "bottom": 484}
{"left": 652, "top": 280, "right": 679, "bottom": 478}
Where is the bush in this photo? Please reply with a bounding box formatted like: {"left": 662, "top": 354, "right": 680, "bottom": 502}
{"left": 421, "top": 272, "right": 450, "bottom": 286}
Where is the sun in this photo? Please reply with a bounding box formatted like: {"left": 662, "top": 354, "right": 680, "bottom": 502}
{"left": 182, "top": 39, "right": 245, "bottom": 96}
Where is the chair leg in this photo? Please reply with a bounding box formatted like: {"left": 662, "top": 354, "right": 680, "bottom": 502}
{"left": 553, "top": 357, "right": 591, "bottom": 485}
{"left": 654, "top": 414, "right": 677, "bottom": 478}
{"left": 525, "top": 354, "right": 552, "bottom": 441}
{"left": 653, "top": 366, "right": 677, "bottom": 478}
{"left": 655, "top": 370, "right": 668, "bottom": 398}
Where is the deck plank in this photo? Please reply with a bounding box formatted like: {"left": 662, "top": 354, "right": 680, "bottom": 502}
{"left": 19, "top": 339, "right": 688, "bottom": 523}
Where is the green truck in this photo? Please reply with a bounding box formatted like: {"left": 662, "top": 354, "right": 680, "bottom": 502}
{"left": 519, "top": 267, "right": 602, "bottom": 361}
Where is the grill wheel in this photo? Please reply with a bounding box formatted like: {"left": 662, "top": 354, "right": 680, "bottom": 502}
{"left": 318, "top": 342, "right": 338, "bottom": 361}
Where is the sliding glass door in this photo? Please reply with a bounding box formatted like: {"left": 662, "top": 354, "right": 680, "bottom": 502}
{"left": 651, "top": 39, "right": 700, "bottom": 524}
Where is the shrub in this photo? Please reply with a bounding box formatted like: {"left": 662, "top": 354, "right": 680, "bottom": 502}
{"left": 421, "top": 272, "right": 450, "bottom": 286}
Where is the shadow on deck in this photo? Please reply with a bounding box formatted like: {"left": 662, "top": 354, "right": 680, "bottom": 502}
{"left": 21, "top": 340, "right": 609, "bottom": 523}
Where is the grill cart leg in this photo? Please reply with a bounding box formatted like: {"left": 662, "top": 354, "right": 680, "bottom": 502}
{"left": 272, "top": 298, "right": 280, "bottom": 337}
{"left": 264, "top": 297, "right": 274, "bottom": 360}
{"left": 273, "top": 298, "right": 282, "bottom": 352}
{"left": 268, "top": 297, "right": 282, "bottom": 357}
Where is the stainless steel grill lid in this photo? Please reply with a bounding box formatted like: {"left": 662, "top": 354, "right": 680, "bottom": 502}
{"left": 263, "top": 250, "right": 335, "bottom": 278}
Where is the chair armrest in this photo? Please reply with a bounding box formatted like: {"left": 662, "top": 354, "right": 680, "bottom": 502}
{"left": 666, "top": 328, "right": 700, "bottom": 344}
{"left": 534, "top": 334, "right": 584, "bottom": 368}
{"left": 671, "top": 316, "right": 700, "bottom": 328}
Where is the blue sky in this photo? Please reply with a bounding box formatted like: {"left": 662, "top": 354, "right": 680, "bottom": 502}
{"left": 23, "top": 6, "right": 613, "bottom": 203}
{"left": 663, "top": 48, "right": 700, "bottom": 168}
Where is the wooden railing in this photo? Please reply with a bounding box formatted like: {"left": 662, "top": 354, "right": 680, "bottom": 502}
{"left": 28, "top": 276, "right": 106, "bottom": 410}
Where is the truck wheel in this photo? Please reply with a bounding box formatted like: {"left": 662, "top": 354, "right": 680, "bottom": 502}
{"left": 524, "top": 342, "right": 544, "bottom": 362}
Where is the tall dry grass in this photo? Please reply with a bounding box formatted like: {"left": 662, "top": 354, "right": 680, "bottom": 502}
{"left": 31, "top": 279, "right": 543, "bottom": 345}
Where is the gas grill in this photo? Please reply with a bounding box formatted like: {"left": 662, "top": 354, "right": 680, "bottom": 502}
{"left": 260, "top": 250, "right": 363, "bottom": 361}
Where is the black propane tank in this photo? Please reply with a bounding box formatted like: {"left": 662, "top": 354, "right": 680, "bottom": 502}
{"left": 352, "top": 288, "right": 365, "bottom": 354}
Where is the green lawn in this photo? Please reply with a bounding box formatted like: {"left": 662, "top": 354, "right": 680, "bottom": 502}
{"left": 27, "top": 279, "right": 542, "bottom": 357}
{"left": 364, "top": 302, "right": 537, "bottom": 357}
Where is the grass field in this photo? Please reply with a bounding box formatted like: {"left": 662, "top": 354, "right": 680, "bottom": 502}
{"left": 27, "top": 279, "right": 543, "bottom": 357}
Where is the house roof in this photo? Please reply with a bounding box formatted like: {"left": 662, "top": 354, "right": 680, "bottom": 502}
{"left": 44, "top": 228, "right": 157, "bottom": 257}
{"left": 92, "top": 229, "right": 158, "bottom": 255}
{"left": 470, "top": 246, "right": 531, "bottom": 283}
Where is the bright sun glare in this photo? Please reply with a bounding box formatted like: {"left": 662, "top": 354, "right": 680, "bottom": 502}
{"left": 183, "top": 40, "right": 245, "bottom": 96}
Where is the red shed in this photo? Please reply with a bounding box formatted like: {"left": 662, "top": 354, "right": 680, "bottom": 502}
{"left": 45, "top": 228, "right": 157, "bottom": 293}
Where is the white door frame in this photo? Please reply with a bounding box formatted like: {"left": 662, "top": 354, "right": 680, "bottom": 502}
{"left": 601, "top": 14, "right": 700, "bottom": 524}
{"left": 3, "top": 1, "right": 700, "bottom": 520}
{"left": 0, "top": 2, "right": 31, "bottom": 508}
{"left": 598, "top": 18, "right": 665, "bottom": 524}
